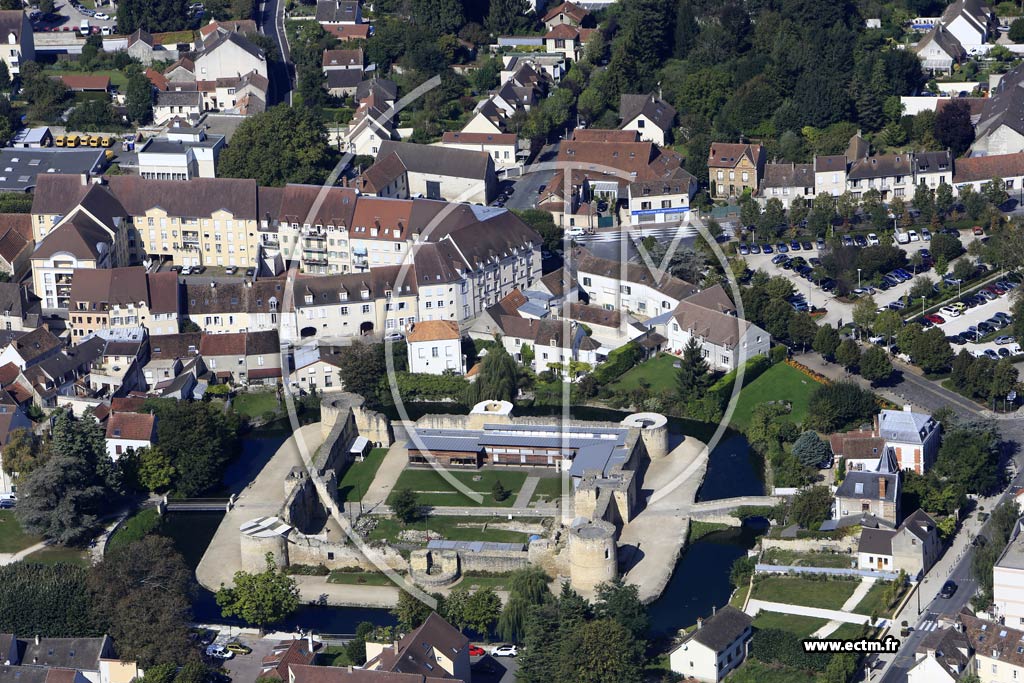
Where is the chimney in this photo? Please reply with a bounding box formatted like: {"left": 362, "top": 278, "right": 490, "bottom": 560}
{"left": 873, "top": 413, "right": 880, "bottom": 435}
{"left": 879, "top": 477, "right": 887, "bottom": 499}
{"left": 34, "top": 635, "right": 39, "bottom": 646}
{"left": 903, "top": 404, "right": 912, "bottom": 412}
{"left": 696, "top": 617, "right": 703, "bottom": 630}
{"left": 307, "top": 632, "right": 313, "bottom": 653}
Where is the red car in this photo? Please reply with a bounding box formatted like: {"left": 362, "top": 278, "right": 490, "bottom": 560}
{"left": 468, "top": 646, "right": 485, "bottom": 657}
{"left": 973, "top": 226, "right": 985, "bottom": 235}
{"left": 924, "top": 314, "right": 946, "bottom": 325}
{"left": 986, "top": 286, "right": 1006, "bottom": 296}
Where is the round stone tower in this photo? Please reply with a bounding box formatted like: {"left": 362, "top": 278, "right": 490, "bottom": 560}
{"left": 621, "top": 412, "right": 669, "bottom": 459}
{"left": 238, "top": 516, "right": 292, "bottom": 572}
{"left": 568, "top": 519, "right": 618, "bottom": 594}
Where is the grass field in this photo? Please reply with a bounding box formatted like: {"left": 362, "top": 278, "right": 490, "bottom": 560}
{"left": 529, "top": 476, "right": 564, "bottom": 503}
{"left": 751, "top": 611, "right": 828, "bottom": 638}
{"left": 338, "top": 448, "right": 388, "bottom": 503}
{"left": 387, "top": 467, "right": 528, "bottom": 507}
{"left": 0, "top": 511, "right": 40, "bottom": 553}
{"left": 457, "top": 573, "right": 515, "bottom": 591}
{"left": 730, "top": 583, "right": 751, "bottom": 609}
{"left": 827, "top": 622, "right": 874, "bottom": 640}
{"left": 853, "top": 581, "right": 904, "bottom": 617}
{"left": 24, "top": 545, "right": 89, "bottom": 566}
{"left": 107, "top": 508, "right": 160, "bottom": 551}
{"left": 327, "top": 571, "right": 394, "bottom": 586}
{"left": 730, "top": 362, "right": 819, "bottom": 430}
{"left": 608, "top": 353, "right": 680, "bottom": 394}
{"left": 316, "top": 646, "right": 354, "bottom": 667}
{"left": 367, "top": 516, "right": 535, "bottom": 545}
{"left": 727, "top": 660, "right": 810, "bottom": 683}
{"left": 751, "top": 577, "right": 858, "bottom": 610}
{"left": 761, "top": 548, "right": 856, "bottom": 569}
{"left": 232, "top": 391, "right": 281, "bottom": 419}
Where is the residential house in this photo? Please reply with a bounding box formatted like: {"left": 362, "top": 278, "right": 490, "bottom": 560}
{"left": 994, "top": 517, "right": 1024, "bottom": 626}
{"left": 184, "top": 280, "right": 285, "bottom": 334}
{"left": 828, "top": 429, "right": 886, "bottom": 473}
{"left": 500, "top": 52, "right": 565, "bottom": 84}
{"left": 661, "top": 292, "right": 771, "bottom": 372}
{"left": 198, "top": 332, "right": 246, "bottom": 384}
{"left": 105, "top": 411, "right": 156, "bottom": 460}
{"left": 971, "top": 61, "right": 1024, "bottom": 156}
{"left": 542, "top": 1, "right": 589, "bottom": 30}
{"left": 0, "top": 10, "right": 35, "bottom": 76}
{"left": 289, "top": 345, "right": 343, "bottom": 393}
{"left": 315, "top": 0, "right": 362, "bottom": 26}
{"left": 59, "top": 75, "right": 110, "bottom": 93}
{"left": 1, "top": 634, "right": 118, "bottom": 683}
{"left": 847, "top": 152, "right": 916, "bottom": 201}
{"left": 86, "top": 328, "right": 149, "bottom": 396}
{"left": 832, "top": 447, "right": 901, "bottom": 527}
{"left": 668, "top": 606, "right": 753, "bottom": 683}
{"left": 322, "top": 48, "right": 364, "bottom": 97}
{"left": 905, "top": 626, "right": 972, "bottom": 683}
{"left": 619, "top": 93, "right": 676, "bottom": 146}
{"left": 259, "top": 637, "right": 319, "bottom": 681}
{"left": 813, "top": 154, "right": 849, "bottom": 198}
{"left": 876, "top": 406, "right": 941, "bottom": 474}
{"left": 68, "top": 267, "right": 151, "bottom": 340}
{"left": 154, "top": 90, "right": 203, "bottom": 125}
{"left": 0, "top": 327, "right": 63, "bottom": 370}
{"left": 10, "top": 126, "right": 53, "bottom": 148}
{"left": 143, "top": 332, "right": 203, "bottom": 390}
{"left": 758, "top": 162, "right": 815, "bottom": 208}
{"left": 0, "top": 404, "right": 35, "bottom": 494}
{"left": 193, "top": 30, "right": 267, "bottom": 83}
{"left": 960, "top": 611, "right": 1024, "bottom": 682}
{"left": 437, "top": 132, "right": 521, "bottom": 173}
{"left": 357, "top": 141, "right": 498, "bottom": 205}
{"left": 0, "top": 213, "right": 33, "bottom": 280}
{"left": 244, "top": 329, "right": 283, "bottom": 386}
{"left": 914, "top": 25, "right": 968, "bottom": 74}
{"left": 406, "top": 320, "right": 464, "bottom": 375}
{"left": 198, "top": 18, "right": 257, "bottom": 40}
{"left": 338, "top": 86, "right": 405, "bottom": 157}
{"left": 856, "top": 508, "right": 941, "bottom": 576}
{"left": 707, "top": 143, "right": 765, "bottom": 199}
{"left": 574, "top": 247, "right": 699, "bottom": 318}
{"left": 127, "top": 29, "right": 180, "bottom": 66}
{"left": 953, "top": 152, "right": 1024, "bottom": 194}
{"left": 0, "top": 283, "right": 40, "bottom": 333}
{"left": 362, "top": 612, "right": 471, "bottom": 682}
{"left": 18, "top": 335, "right": 106, "bottom": 407}
{"left": 914, "top": 150, "right": 953, "bottom": 189}
{"left": 495, "top": 315, "right": 596, "bottom": 375}
{"left": 543, "top": 24, "right": 596, "bottom": 63}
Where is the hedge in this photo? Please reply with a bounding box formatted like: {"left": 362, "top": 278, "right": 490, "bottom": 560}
{"left": 750, "top": 628, "right": 830, "bottom": 672}
{"left": 385, "top": 372, "right": 470, "bottom": 402}
{"left": 592, "top": 341, "right": 642, "bottom": 384}
{"left": 708, "top": 354, "right": 771, "bottom": 405}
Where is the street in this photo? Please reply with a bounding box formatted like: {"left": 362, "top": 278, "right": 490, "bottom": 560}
{"left": 258, "top": 0, "right": 292, "bottom": 105}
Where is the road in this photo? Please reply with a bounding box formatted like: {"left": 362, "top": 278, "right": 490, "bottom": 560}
{"left": 259, "top": 0, "right": 292, "bottom": 105}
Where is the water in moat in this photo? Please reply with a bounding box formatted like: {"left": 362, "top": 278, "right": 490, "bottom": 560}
{"left": 178, "top": 412, "right": 764, "bottom": 636}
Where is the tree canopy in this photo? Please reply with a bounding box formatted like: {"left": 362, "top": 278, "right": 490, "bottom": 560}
{"left": 218, "top": 106, "right": 335, "bottom": 186}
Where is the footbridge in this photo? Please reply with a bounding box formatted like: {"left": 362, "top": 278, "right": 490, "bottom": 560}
{"left": 160, "top": 495, "right": 236, "bottom": 513}
{"left": 686, "top": 495, "right": 785, "bottom": 525}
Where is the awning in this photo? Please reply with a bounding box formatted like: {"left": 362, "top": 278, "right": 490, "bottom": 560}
{"left": 349, "top": 436, "right": 369, "bottom": 453}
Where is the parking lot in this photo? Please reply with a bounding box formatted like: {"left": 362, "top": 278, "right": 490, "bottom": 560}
{"left": 925, "top": 279, "right": 1021, "bottom": 358}
{"left": 33, "top": 0, "right": 117, "bottom": 34}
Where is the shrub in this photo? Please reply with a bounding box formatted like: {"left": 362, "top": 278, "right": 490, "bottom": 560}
{"left": 750, "top": 628, "right": 830, "bottom": 671}
{"left": 592, "top": 342, "right": 642, "bottom": 384}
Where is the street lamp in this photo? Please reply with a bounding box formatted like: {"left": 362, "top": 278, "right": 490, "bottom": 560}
{"left": 858, "top": 268, "right": 862, "bottom": 290}
{"left": 921, "top": 295, "right": 927, "bottom": 317}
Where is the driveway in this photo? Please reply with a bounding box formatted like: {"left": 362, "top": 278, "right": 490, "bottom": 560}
{"left": 471, "top": 654, "right": 518, "bottom": 683}
{"left": 222, "top": 635, "right": 278, "bottom": 682}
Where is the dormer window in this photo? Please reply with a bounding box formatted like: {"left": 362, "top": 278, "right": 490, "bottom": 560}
{"left": 305, "top": 294, "right": 313, "bottom": 304}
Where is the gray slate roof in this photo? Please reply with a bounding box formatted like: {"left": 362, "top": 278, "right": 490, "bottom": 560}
{"left": 619, "top": 93, "right": 676, "bottom": 131}
{"left": 686, "top": 606, "right": 752, "bottom": 652}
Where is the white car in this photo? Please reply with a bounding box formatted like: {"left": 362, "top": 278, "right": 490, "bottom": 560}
{"left": 908, "top": 230, "right": 920, "bottom": 242}
{"left": 567, "top": 227, "right": 586, "bottom": 238}
{"left": 867, "top": 233, "right": 879, "bottom": 246}
{"left": 95, "top": 12, "right": 109, "bottom": 19}
{"left": 939, "top": 305, "right": 961, "bottom": 318}
{"left": 492, "top": 645, "right": 518, "bottom": 657}
{"left": 205, "top": 645, "right": 234, "bottom": 660}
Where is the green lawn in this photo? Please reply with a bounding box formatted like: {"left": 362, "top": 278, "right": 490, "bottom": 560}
{"left": 730, "top": 583, "right": 751, "bottom": 609}
{"left": 24, "top": 545, "right": 90, "bottom": 566}
{"left": 316, "top": 646, "right": 354, "bottom": 667}
{"left": 826, "top": 622, "right": 875, "bottom": 640}
{"left": 457, "top": 573, "right": 519, "bottom": 591}
{"left": 232, "top": 391, "right": 281, "bottom": 419}
{"left": 751, "top": 611, "right": 828, "bottom": 638}
{"left": 367, "top": 516, "right": 535, "bottom": 545}
{"left": 853, "top": 581, "right": 904, "bottom": 617}
{"left": 529, "top": 476, "right": 564, "bottom": 503}
{"left": 608, "top": 353, "right": 681, "bottom": 394}
{"left": 689, "top": 521, "right": 730, "bottom": 542}
{"left": 761, "top": 548, "right": 856, "bottom": 569}
{"left": 107, "top": 508, "right": 160, "bottom": 551}
{"left": 0, "top": 511, "right": 41, "bottom": 553}
{"left": 731, "top": 362, "right": 819, "bottom": 430}
{"left": 727, "top": 660, "right": 811, "bottom": 683}
{"left": 47, "top": 68, "right": 129, "bottom": 90}
{"left": 338, "top": 448, "right": 388, "bottom": 503}
{"left": 327, "top": 571, "right": 394, "bottom": 586}
{"left": 751, "top": 577, "right": 858, "bottom": 610}
{"left": 153, "top": 30, "right": 195, "bottom": 44}
{"left": 387, "top": 467, "right": 528, "bottom": 508}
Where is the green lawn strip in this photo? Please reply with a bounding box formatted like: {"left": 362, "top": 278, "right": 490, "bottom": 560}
{"left": 761, "top": 547, "right": 856, "bottom": 569}
{"left": 528, "top": 476, "right": 563, "bottom": 503}
{"left": 727, "top": 660, "right": 812, "bottom": 683}
{"left": 607, "top": 353, "right": 681, "bottom": 393}
{"left": 751, "top": 611, "right": 829, "bottom": 639}
{"left": 315, "top": 646, "right": 354, "bottom": 667}
{"left": 338, "top": 448, "right": 388, "bottom": 503}
{"left": 730, "top": 583, "right": 751, "bottom": 609}
{"left": 824, "top": 622, "right": 874, "bottom": 641}
{"left": 367, "top": 516, "right": 534, "bottom": 544}
{"left": 387, "top": 468, "right": 527, "bottom": 507}
{"left": 852, "top": 581, "right": 903, "bottom": 617}
{"left": 107, "top": 508, "right": 160, "bottom": 551}
{"left": 152, "top": 30, "right": 195, "bottom": 44}
{"left": 731, "top": 362, "right": 818, "bottom": 429}
{"left": 457, "top": 573, "right": 513, "bottom": 591}
{"left": 24, "top": 545, "right": 90, "bottom": 566}
{"left": 689, "top": 521, "right": 730, "bottom": 542}
{"left": 0, "top": 510, "right": 41, "bottom": 553}
{"left": 751, "top": 577, "right": 858, "bottom": 610}
{"left": 326, "top": 571, "right": 394, "bottom": 586}
{"left": 232, "top": 391, "right": 281, "bottom": 419}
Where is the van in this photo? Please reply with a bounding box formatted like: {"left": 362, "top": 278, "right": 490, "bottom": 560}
{"left": 54, "top": 135, "right": 65, "bottom": 147}
{"left": 79, "top": 19, "right": 89, "bottom": 32}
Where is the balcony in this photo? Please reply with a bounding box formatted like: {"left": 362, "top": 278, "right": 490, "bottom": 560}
{"left": 182, "top": 231, "right": 200, "bottom": 244}
{"left": 302, "top": 241, "right": 327, "bottom": 253}
{"left": 304, "top": 230, "right": 326, "bottom": 241}
{"left": 303, "top": 254, "right": 328, "bottom": 266}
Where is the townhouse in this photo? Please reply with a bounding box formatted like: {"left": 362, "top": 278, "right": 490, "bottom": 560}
{"left": 0, "top": 10, "right": 34, "bottom": 76}
{"left": 574, "top": 248, "right": 699, "bottom": 318}
{"left": 0, "top": 283, "right": 41, "bottom": 333}
{"left": 847, "top": 152, "right": 916, "bottom": 201}
{"left": 105, "top": 410, "right": 156, "bottom": 460}
{"left": 913, "top": 0, "right": 993, "bottom": 73}
{"left": 831, "top": 448, "right": 902, "bottom": 528}
{"left": 68, "top": 267, "right": 152, "bottom": 340}
{"left": 406, "top": 320, "right": 464, "bottom": 375}
{"left": 994, "top": 517, "right": 1024, "bottom": 626}
{"left": 0, "top": 213, "right": 32, "bottom": 280}
{"left": 953, "top": 152, "right": 1024, "bottom": 194}
{"left": 708, "top": 143, "right": 765, "bottom": 199}
{"left": 437, "top": 132, "right": 521, "bottom": 173}
{"left": 144, "top": 332, "right": 203, "bottom": 390}
{"left": 619, "top": 93, "right": 676, "bottom": 147}
{"left": 857, "top": 508, "right": 940, "bottom": 577}
{"left": 184, "top": 280, "right": 285, "bottom": 334}
{"left": 290, "top": 345, "right": 343, "bottom": 393}
{"left": 85, "top": 328, "right": 149, "bottom": 396}
{"left": 198, "top": 330, "right": 282, "bottom": 385}
{"left": 759, "top": 162, "right": 815, "bottom": 208}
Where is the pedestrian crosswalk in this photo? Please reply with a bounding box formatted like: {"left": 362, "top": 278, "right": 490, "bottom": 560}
{"left": 917, "top": 618, "right": 939, "bottom": 632}
{"left": 576, "top": 225, "right": 699, "bottom": 243}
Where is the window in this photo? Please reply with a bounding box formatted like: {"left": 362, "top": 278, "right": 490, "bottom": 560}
{"left": 582, "top": 277, "right": 591, "bottom": 286}
{"left": 620, "top": 285, "right": 631, "bottom": 295}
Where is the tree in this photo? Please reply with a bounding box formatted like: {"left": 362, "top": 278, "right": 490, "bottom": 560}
{"left": 491, "top": 479, "right": 510, "bottom": 502}
{"left": 983, "top": 177, "right": 1010, "bottom": 207}
{"left": 466, "top": 344, "right": 520, "bottom": 404}
{"left": 930, "top": 232, "right": 963, "bottom": 262}
{"left": 558, "top": 619, "right": 644, "bottom": 683}
{"left": 216, "top": 554, "right": 300, "bottom": 632}
{"left": 873, "top": 309, "right": 902, "bottom": 344}
{"left": 136, "top": 446, "right": 175, "bottom": 491}
{"left": 913, "top": 182, "right": 934, "bottom": 223}
{"left": 935, "top": 182, "right": 955, "bottom": 217}
{"left": 676, "top": 337, "right": 710, "bottom": 398}
{"left": 391, "top": 488, "right": 420, "bottom": 524}
{"left": 88, "top": 536, "right": 194, "bottom": 666}
{"left": 145, "top": 399, "right": 240, "bottom": 497}
{"left": 392, "top": 591, "right": 435, "bottom": 632}
{"left": 594, "top": 577, "right": 648, "bottom": 642}
{"left": 792, "top": 431, "right": 831, "bottom": 468}
{"left": 789, "top": 485, "right": 833, "bottom": 530}
{"left": 836, "top": 192, "right": 858, "bottom": 225}
{"left": 936, "top": 422, "right": 1002, "bottom": 495}
{"left": 486, "top": 0, "right": 531, "bottom": 34}
{"left": 498, "top": 567, "right": 550, "bottom": 643}
{"left": 116, "top": 0, "right": 190, "bottom": 33}
{"left": 20, "top": 63, "right": 68, "bottom": 122}
{"left": 0, "top": 60, "right": 9, "bottom": 92}
{"left": 805, "top": 381, "right": 877, "bottom": 432}
{"left": 860, "top": 346, "right": 894, "bottom": 384}
{"left": 835, "top": 338, "right": 861, "bottom": 370}
{"left": 218, "top": 105, "right": 333, "bottom": 186}
{"left": 813, "top": 324, "right": 841, "bottom": 360}
{"left": 125, "top": 66, "right": 154, "bottom": 124}
{"left": 1011, "top": 18, "right": 1024, "bottom": 43}
{"left": 0, "top": 562, "right": 101, "bottom": 636}
{"left": 513, "top": 209, "right": 562, "bottom": 254}
{"left": 1, "top": 428, "right": 43, "bottom": 478}
{"left": 336, "top": 341, "right": 386, "bottom": 401}
{"left": 934, "top": 99, "right": 975, "bottom": 157}
{"left": 463, "top": 587, "right": 502, "bottom": 636}
{"left": 910, "top": 327, "right": 954, "bottom": 374}
{"left": 788, "top": 313, "right": 818, "bottom": 351}
{"left": 852, "top": 297, "right": 878, "bottom": 335}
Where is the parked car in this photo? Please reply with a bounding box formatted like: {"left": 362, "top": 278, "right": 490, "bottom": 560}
{"left": 996, "top": 336, "right": 1015, "bottom": 345}
{"left": 224, "top": 266, "right": 238, "bottom": 275}
{"left": 205, "top": 645, "right": 233, "bottom": 660}
{"left": 776, "top": 242, "right": 789, "bottom": 253}
{"left": 749, "top": 244, "right": 761, "bottom": 254}
{"left": 908, "top": 230, "right": 920, "bottom": 242}
{"left": 801, "top": 241, "right": 813, "bottom": 251}
{"left": 973, "top": 226, "right": 985, "bottom": 235}
{"left": 0, "top": 499, "right": 14, "bottom": 509}
{"left": 816, "top": 238, "right": 826, "bottom": 250}
{"left": 567, "top": 226, "right": 586, "bottom": 237}
{"left": 921, "top": 228, "right": 932, "bottom": 241}
{"left": 245, "top": 267, "right": 256, "bottom": 277}
{"left": 383, "top": 332, "right": 405, "bottom": 342}
{"left": 940, "top": 580, "right": 958, "bottom": 598}
{"left": 492, "top": 645, "right": 518, "bottom": 657}
{"left": 225, "top": 643, "right": 251, "bottom": 655}
{"left": 738, "top": 243, "right": 749, "bottom": 255}
{"left": 939, "top": 305, "right": 961, "bottom": 317}
{"left": 999, "top": 347, "right": 1011, "bottom": 357}
{"left": 762, "top": 244, "right": 773, "bottom": 254}
{"left": 985, "top": 349, "right": 1000, "bottom": 360}
{"left": 841, "top": 235, "right": 854, "bottom": 247}
{"left": 867, "top": 233, "right": 879, "bottom": 246}
{"left": 789, "top": 240, "right": 801, "bottom": 251}
{"left": 854, "top": 235, "right": 868, "bottom": 247}
{"left": 469, "top": 645, "right": 486, "bottom": 657}
{"left": 924, "top": 314, "right": 946, "bottom": 325}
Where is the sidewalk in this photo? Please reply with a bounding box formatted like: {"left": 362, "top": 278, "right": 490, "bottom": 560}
{"left": 745, "top": 599, "right": 884, "bottom": 627}
{"left": 513, "top": 476, "right": 540, "bottom": 508}
{"left": 360, "top": 442, "right": 408, "bottom": 509}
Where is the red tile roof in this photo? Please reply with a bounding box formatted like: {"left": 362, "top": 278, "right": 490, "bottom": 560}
{"left": 407, "top": 320, "right": 460, "bottom": 343}
{"left": 105, "top": 411, "right": 156, "bottom": 442}
{"left": 59, "top": 74, "right": 110, "bottom": 91}
{"left": 199, "top": 332, "right": 246, "bottom": 356}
